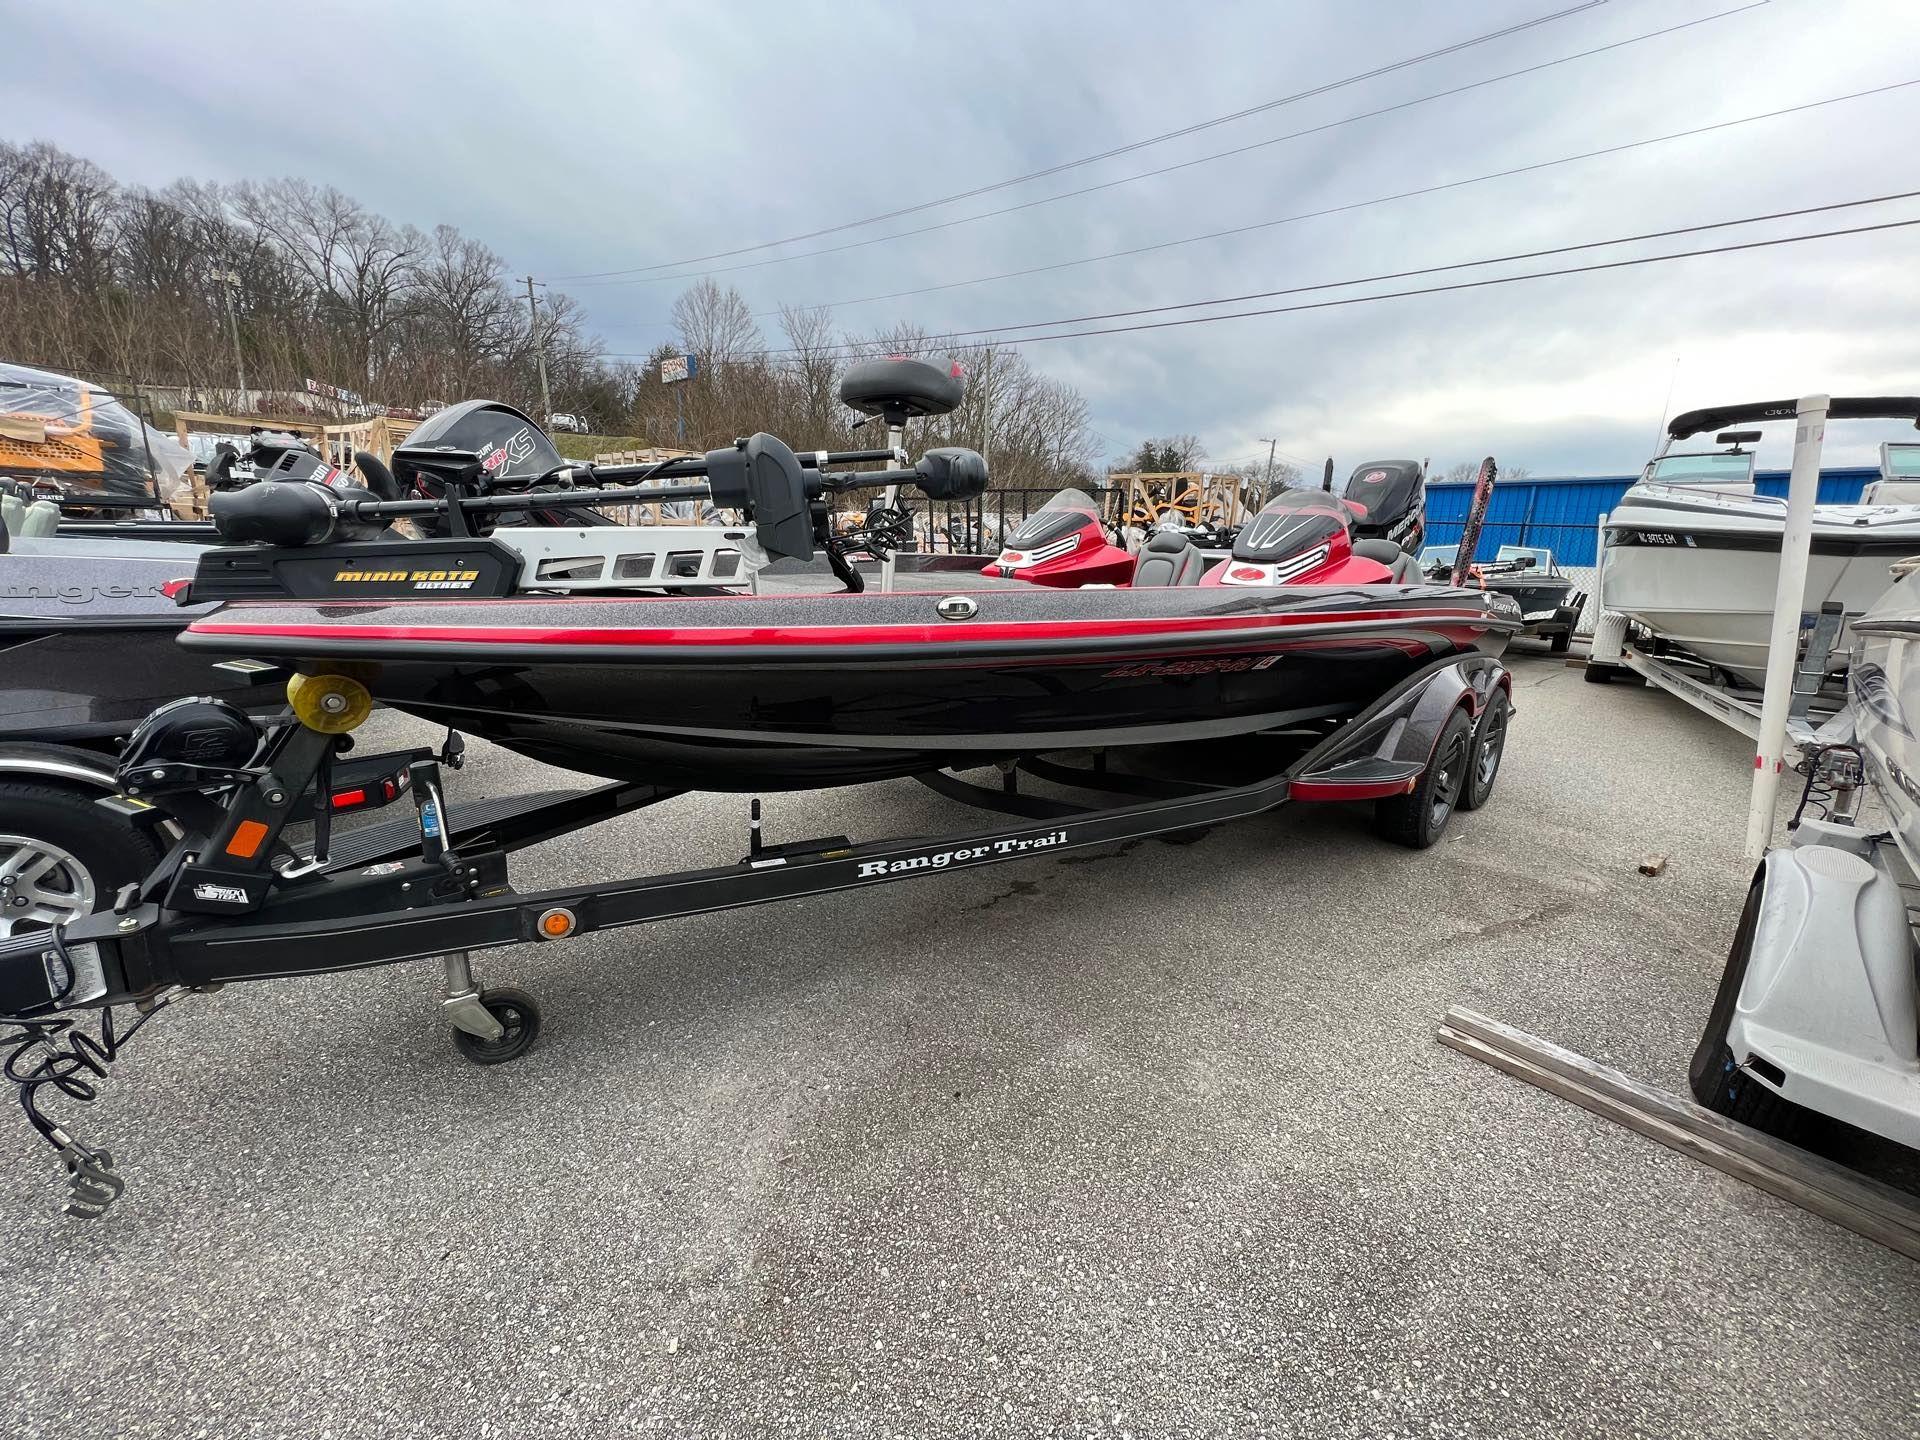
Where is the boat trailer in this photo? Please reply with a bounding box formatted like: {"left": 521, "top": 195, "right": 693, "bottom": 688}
{"left": 0, "top": 654, "right": 1509, "bottom": 1217}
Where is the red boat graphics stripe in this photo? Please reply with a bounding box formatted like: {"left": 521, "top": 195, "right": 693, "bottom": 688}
{"left": 189, "top": 608, "right": 1497, "bottom": 649}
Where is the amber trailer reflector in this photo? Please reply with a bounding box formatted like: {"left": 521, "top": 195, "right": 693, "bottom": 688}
{"left": 224, "top": 819, "right": 271, "bottom": 859}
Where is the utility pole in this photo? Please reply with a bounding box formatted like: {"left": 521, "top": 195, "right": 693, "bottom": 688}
{"left": 525, "top": 275, "right": 553, "bottom": 422}
{"left": 1257, "top": 437, "right": 1278, "bottom": 499}
{"left": 220, "top": 272, "right": 247, "bottom": 413}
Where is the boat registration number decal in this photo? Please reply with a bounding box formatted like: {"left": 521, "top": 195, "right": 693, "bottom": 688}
{"left": 1104, "top": 655, "right": 1281, "bottom": 677}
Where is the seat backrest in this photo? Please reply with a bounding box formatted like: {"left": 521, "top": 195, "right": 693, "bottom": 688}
{"left": 1351, "top": 538, "right": 1402, "bottom": 565}
{"left": 1132, "top": 529, "right": 1206, "bottom": 586}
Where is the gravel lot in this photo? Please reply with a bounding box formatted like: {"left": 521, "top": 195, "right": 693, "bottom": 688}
{"left": 4, "top": 643, "right": 1916, "bottom": 1439}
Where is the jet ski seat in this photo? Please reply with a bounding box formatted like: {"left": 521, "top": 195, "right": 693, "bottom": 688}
{"left": 1131, "top": 528, "right": 1207, "bottom": 586}
{"left": 1353, "top": 538, "right": 1420, "bottom": 583}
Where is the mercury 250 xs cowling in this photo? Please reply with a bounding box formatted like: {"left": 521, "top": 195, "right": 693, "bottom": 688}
{"left": 1338, "top": 459, "right": 1427, "bottom": 555}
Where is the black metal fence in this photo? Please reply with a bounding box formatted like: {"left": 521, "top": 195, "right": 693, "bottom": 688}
{"left": 892, "top": 486, "right": 1123, "bottom": 554}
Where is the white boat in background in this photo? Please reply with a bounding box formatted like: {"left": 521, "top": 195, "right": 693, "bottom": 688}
{"left": 1597, "top": 397, "right": 1920, "bottom": 688}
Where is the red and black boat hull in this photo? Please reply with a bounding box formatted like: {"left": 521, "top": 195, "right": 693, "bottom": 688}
{"left": 181, "top": 584, "right": 1518, "bottom": 790}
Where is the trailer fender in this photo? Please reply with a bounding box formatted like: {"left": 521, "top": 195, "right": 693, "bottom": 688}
{"left": 1290, "top": 656, "right": 1508, "bottom": 801}
{"left": 1727, "top": 841, "right": 1919, "bottom": 1105}
{"left": 0, "top": 743, "right": 120, "bottom": 793}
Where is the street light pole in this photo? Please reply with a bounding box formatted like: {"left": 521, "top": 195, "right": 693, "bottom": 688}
{"left": 525, "top": 275, "right": 553, "bottom": 423}
{"left": 220, "top": 272, "right": 247, "bottom": 413}
{"left": 1257, "top": 437, "right": 1278, "bottom": 499}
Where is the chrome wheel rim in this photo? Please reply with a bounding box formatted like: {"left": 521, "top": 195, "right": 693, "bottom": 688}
{"left": 0, "top": 834, "right": 96, "bottom": 937}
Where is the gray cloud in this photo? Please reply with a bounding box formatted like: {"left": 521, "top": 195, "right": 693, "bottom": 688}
{"left": 7, "top": 0, "right": 1918, "bottom": 473}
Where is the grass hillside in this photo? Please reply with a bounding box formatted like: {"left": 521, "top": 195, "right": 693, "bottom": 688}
{"left": 552, "top": 433, "right": 646, "bottom": 461}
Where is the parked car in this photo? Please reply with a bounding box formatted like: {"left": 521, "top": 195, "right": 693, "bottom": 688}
{"left": 547, "top": 412, "right": 589, "bottom": 434}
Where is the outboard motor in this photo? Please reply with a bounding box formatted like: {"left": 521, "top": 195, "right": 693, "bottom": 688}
{"left": 393, "top": 400, "right": 567, "bottom": 536}
{"left": 985, "top": 489, "right": 1134, "bottom": 587}
{"left": 1339, "top": 460, "right": 1426, "bottom": 554}
{"left": 1201, "top": 490, "right": 1396, "bottom": 587}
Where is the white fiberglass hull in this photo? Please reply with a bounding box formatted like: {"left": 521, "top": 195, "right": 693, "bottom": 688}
{"left": 1602, "top": 484, "right": 1920, "bottom": 687}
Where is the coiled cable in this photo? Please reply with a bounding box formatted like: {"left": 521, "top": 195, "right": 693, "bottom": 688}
{"left": 0, "top": 922, "right": 177, "bottom": 1217}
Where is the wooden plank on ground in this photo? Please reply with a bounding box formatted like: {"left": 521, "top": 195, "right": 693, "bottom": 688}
{"left": 1438, "top": 1004, "right": 1920, "bottom": 1261}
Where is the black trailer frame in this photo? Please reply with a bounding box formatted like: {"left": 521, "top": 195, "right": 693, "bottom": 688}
{"left": 1, "top": 652, "right": 1509, "bottom": 1215}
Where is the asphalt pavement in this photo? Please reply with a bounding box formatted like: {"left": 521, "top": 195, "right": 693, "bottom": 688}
{"left": 3, "top": 641, "right": 1917, "bottom": 1439}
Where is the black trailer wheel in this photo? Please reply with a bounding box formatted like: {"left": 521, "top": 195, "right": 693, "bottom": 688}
{"left": 1375, "top": 706, "right": 1474, "bottom": 850}
{"left": 0, "top": 782, "right": 162, "bottom": 941}
{"left": 1582, "top": 660, "right": 1625, "bottom": 684}
{"left": 1688, "top": 876, "right": 1805, "bottom": 1137}
{"left": 1459, "top": 689, "right": 1510, "bottom": 812}
{"left": 452, "top": 986, "right": 543, "bottom": 1065}
{"left": 1549, "top": 627, "right": 1572, "bottom": 655}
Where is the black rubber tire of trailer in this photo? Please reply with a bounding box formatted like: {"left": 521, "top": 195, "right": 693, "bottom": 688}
{"left": 0, "top": 780, "right": 163, "bottom": 933}
{"left": 1374, "top": 706, "right": 1474, "bottom": 850}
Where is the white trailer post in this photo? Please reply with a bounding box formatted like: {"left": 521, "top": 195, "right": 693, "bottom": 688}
{"left": 1745, "top": 394, "right": 1829, "bottom": 860}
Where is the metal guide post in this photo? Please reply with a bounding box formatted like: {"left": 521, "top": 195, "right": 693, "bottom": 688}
{"left": 1746, "top": 395, "right": 1829, "bottom": 860}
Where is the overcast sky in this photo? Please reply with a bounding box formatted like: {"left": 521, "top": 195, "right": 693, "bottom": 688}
{"left": 10, "top": 0, "right": 1919, "bottom": 475}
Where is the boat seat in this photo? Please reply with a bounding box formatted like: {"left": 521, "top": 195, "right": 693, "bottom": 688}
{"left": 0, "top": 493, "right": 20, "bottom": 544}
{"left": 1353, "top": 538, "right": 1420, "bottom": 582}
{"left": 1131, "top": 529, "right": 1207, "bottom": 587}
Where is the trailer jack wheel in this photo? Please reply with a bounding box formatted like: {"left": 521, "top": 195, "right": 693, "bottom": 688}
{"left": 450, "top": 986, "right": 542, "bottom": 1065}
{"left": 440, "top": 951, "right": 542, "bottom": 1064}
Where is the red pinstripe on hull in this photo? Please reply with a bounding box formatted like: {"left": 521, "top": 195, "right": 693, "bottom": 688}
{"left": 186, "top": 607, "right": 1497, "bottom": 649}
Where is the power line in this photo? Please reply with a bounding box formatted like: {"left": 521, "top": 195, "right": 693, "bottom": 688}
{"left": 589, "top": 79, "right": 1920, "bottom": 357}
{"left": 549, "top": 1, "right": 1611, "bottom": 281}
{"left": 597, "top": 209, "right": 1920, "bottom": 365}
{"left": 840, "top": 216, "right": 1920, "bottom": 353}
{"left": 572, "top": 0, "right": 1766, "bottom": 295}
{"left": 747, "top": 187, "right": 1920, "bottom": 356}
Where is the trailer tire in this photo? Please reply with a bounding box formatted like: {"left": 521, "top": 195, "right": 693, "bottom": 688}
{"left": 1459, "top": 690, "right": 1510, "bottom": 813}
{"left": 1375, "top": 706, "right": 1473, "bottom": 850}
{"left": 453, "top": 986, "right": 543, "bottom": 1065}
{"left": 1688, "top": 876, "right": 1805, "bottom": 1139}
{"left": 0, "top": 781, "right": 162, "bottom": 938}
{"left": 1549, "top": 628, "right": 1572, "bottom": 655}
{"left": 1583, "top": 661, "right": 1625, "bottom": 684}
